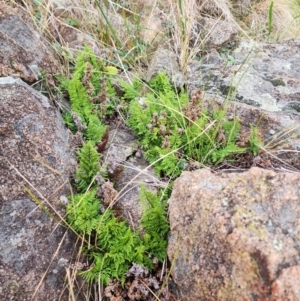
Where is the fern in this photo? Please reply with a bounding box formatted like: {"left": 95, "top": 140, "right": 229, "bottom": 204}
{"left": 61, "top": 110, "right": 77, "bottom": 133}
{"left": 67, "top": 184, "right": 169, "bottom": 285}
{"left": 149, "top": 71, "right": 173, "bottom": 94}
{"left": 85, "top": 115, "right": 107, "bottom": 143}
{"left": 64, "top": 48, "right": 171, "bottom": 288}
{"left": 76, "top": 141, "right": 101, "bottom": 191}
{"left": 126, "top": 71, "right": 258, "bottom": 175}
{"left": 68, "top": 76, "right": 92, "bottom": 121}
{"left": 211, "top": 144, "right": 246, "bottom": 163}
{"left": 120, "top": 77, "right": 142, "bottom": 100}
{"left": 66, "top": 190, "right": 100, "bottom": 235}
{"left": 60, "top": 46, "right": 121, "bottom": 145}
{"left": 139, "top": 185, "right": 169, "bottom": 261}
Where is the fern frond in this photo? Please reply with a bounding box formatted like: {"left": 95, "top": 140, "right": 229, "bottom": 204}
{"left": 211, "top": 144, "right": 246, "bottom": 163}
{"left": 67, "top": 189, "right": 100, "bottom": 234}
{"left": 120, "top": 77, "right": 142, "bottom": 100}
{"left": 139, "top": 185, "right": 169, "bottom": 261}
{"left": 149, "top": 71, "right": 173, "bottom": 94}
{"left": 76, "top": 141, "right": 101, "bottom": 191}
{"left": 61, "top": 110, "right": 77, "bottom": 133}
{"left": 68, "top": 77, "right": 92, "bottom": 121}
{"left": 85, "top": 115, "right": 107, "bottom": 144}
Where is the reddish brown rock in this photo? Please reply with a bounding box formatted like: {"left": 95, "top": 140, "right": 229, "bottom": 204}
{"left": 0, "top": 77, "right": 75, "bottom": 301}
{"left": 168, "top": 167, "right": 300, "bottom": 301}
{"left": 0, "top": 2, "right": 59, "bottom": 83}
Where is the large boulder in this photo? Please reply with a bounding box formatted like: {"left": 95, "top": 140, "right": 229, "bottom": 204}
{"left": 0, "top": 77, "right": 75, "bottom": 300}
{"left": 188, "top": 38, "right": 300, "bottom": 112}
{"left": 0, "top": 2, "right": 60, "bottom": 84}
{"left": 186, "top": 38, "right": 300, "bottom": 169}
{"left": 168, "top": 167, "right": 300, "bottom": 301}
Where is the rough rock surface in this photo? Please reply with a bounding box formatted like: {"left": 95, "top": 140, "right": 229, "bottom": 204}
{"left": 204, "top": 92, "right": 300, "bottom": 170}
{"left": 188, "top": 38, "right": 300, "bottom": 112}
{"left": 0, "top": 77, "right": 75, "bottom": 300}
{"left": 103, "top": 127, "right": 165, "bottom": 230}
{"left": 186, "top": 38, "right": 300, "bottom": 169}
{"left": 192, "top": 16, "right": 239, "bottom": 51}
{"left": 230, "top": 0, "right": 258, "bottom": 17}
{"left": 147, "top": 46, "right": 185, "bottom": 88}
{"left": 197, "top": 0, "right": 233, "bottom": 18}
{"left": 168, "top": 167, "right": 300, "bottom": 301}
{"left": 0, "top": 2, "right": 59, "bottom": 83}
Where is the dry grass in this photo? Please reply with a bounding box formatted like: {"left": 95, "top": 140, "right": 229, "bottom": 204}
{"left": 13, "top": 0, "right": 300, "bottom": 74}
{"left": 239, "top": 0, "right": 300, "bottom": 41}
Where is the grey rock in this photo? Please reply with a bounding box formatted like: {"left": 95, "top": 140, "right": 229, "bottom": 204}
{"left": 147, "top": 46, "right": 185, "bottom": 88}
{"left": 198, "top": 0, "right": 233, "bottom": 18}
{"left": 192, "top": 17, "right": 239, "bottom": 51}
{"left": 168, "top": 167, "right": 300, "bottom": 301}
{"left": 187, "top": 39, "right": 300, "bottom": 112}
{"left": 116, "top": 155, "right": 165, "bottom": 230}
{"left": 103, "top": 128, "right": 165, "bottom": 230}
{"left": 0, "top": 3, "right": 59, "bottom": 84}
{"left": 230, "top": 0, "right": 258, "bottom": 17}
{"left": 0, "top": 77, "right": 75, "bottom": 301}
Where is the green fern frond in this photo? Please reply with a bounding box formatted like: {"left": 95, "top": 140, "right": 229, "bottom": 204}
{"left": 68, "top": 77, "right": 92, "bottom": 121}
{"left": 211, "top": 144, "right": 246, "bottom": 163}
{"left": 85, "top": 115, "right": 107, "bottom": 144}
{"left": 76, "top": 141, "right": 101, "bottom": 191}
{"left": 149, "top": 71, "right": 173, "bottom": 94}
{"left": 61, "top": 110, "right": 77, "bottom": 133}
{"left": 120, "top": 77, "right": 142, "bottom": 100}
{"left": 139, "top": 185, "right": 169, "bottom": 261}
{"left": 67, "top": 189, "right": 100, "bottom": 234}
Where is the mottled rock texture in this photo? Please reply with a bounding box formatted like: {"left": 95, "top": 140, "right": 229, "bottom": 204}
{"left": 0, "top": 77, "right": 75, "bottom": 301}
{"left": 103, "top": 127, "right": 164, "bottom": 230}
{"left": 147, "top": 46, "right": 185, "bottom": 88}
{"left": 191, "top": 16, "right": 239, "bottom": 51}
{"left": 188, "top": 38, "right": 300, "bottom": 112}
{"left": 168, "top": 167, "right": 300, "bottom": 301}
{"left": 0, "top": 2, "right": 59, "bottom": 83}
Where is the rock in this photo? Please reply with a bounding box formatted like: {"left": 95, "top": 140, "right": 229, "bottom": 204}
{"left": 0, "top": 77, "right": 75, "bottom": 300}
{"left": 192, "top": 17, "right": 239, "bottom": 51}
{"left": 0, "top": 3, "right": 59, "bottom": 84}
{"left": 230, "top": 0, "right": 257, "bottom": 18}
{"left": 186, "top": 38, "right": 300, "bottom": 169}
{"left": 197, "top": 0, "right": 233, "bottom": 18}
{"left": 48, "top": 19, "right": 106, "bottom": 58}
{"left": 168, "top": 167, "right": 300, "bottom": 301}
{"left": 147, "top": 46, "right": 185, "bottom": 88}
{"left": 140, "top": 7, "right": 163, "bottom": 46}
{"left": 116, "top": 155, "right": 165, "bottom": 230}
{"left": 103, "top": 127, "right": 165, "bottom": 230}
{"left": 188, "top": 39, "right": 300, "bottom": 112}
{"left": 0, "top": 77, "right": 74, "bottom": 201}
{"left": 230, "top": 0, "right": 258, "bottom": 17}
